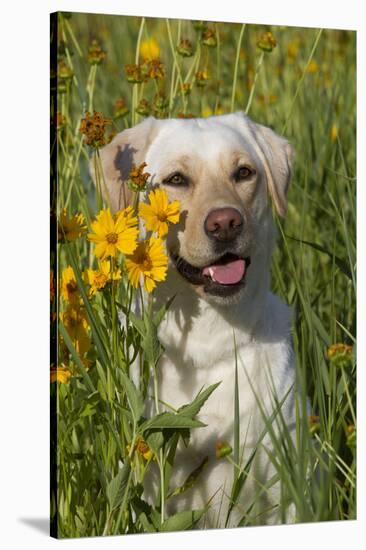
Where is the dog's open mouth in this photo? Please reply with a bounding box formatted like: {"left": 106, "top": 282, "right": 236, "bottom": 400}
{"left": 171, "top": 252, "right": 251, "bottom": 296}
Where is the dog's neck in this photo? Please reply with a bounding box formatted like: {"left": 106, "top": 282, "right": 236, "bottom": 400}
{"left": 155, "top": 264, "right": 270, "bottom": 343}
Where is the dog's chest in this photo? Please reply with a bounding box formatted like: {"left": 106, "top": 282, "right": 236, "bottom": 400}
{"left": 155, "top": 294, "right": 292, "bottom": 449}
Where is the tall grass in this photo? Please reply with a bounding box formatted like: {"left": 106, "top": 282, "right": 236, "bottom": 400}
{"left": 50, "top": 12, "right": 356, "bottom": 537}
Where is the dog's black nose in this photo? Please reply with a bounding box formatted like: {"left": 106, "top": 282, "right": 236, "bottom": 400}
{"left": 204, "top": 207, "right": 243, "bottom": 241}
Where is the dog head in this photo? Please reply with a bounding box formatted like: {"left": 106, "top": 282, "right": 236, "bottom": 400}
{"left": 91, "top": 113, "right": 293, "bottom": 305}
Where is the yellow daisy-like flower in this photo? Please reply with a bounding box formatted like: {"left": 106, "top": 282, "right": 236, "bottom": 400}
{"left": 139, "top": 189, "right": 180, "bottom": 237}
{"left": 125, "top": 237, "right": 168, "bottom": 293}
{"left": 140, "top": 38, "right": 160, "bottom": 61}
{"left": 61, "top": 266, "right": 81, "bottom": 305}
{"left": 88, "top": 207, "right": 138, "bottom": 260}
{"left": 58, "top": 209, "right": 87, "bottom": 242}
{"left": 84, "top": 260, "right": 122, "bottom": 296}
{"left": 61, "top": 305, "right": 91, "bottom": 356}
{"left": 50, "top": 365, "right": 72, "bottom": 384}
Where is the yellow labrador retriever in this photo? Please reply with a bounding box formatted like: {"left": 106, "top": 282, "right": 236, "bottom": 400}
{"left": 92, "top": 112, "right": 296, "bottom": 527}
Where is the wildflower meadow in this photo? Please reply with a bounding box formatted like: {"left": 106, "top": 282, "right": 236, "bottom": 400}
{"left": 50, "top": 12, "right": 356, "bottom": 538}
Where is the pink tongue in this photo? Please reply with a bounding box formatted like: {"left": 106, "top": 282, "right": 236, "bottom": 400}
{"left": 202, "top": 258, "right": 246, "bottom": 285}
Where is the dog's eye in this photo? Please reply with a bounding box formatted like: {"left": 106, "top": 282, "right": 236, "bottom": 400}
{"left": 163, "top": 172, "right": 188, "bottom": 186}
{"left": 234, "top": 166, "right": 256, "bottom": 182}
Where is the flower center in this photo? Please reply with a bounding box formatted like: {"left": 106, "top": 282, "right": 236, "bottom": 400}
{"left": 66, "top": 282, "right": 78, "bottom": 294}
{"left": 157, "top": 212, "right": 167, "bottom": 222}
{"left": 142, "top": 257, "right": 152, "bottom": 271}
{"left": 106, "top": 232, "right": 118, "bottom": 244}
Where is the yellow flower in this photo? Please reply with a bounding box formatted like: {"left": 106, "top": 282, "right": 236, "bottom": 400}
{"left": 61, "top": 266, "right": 80, "bottom": 304}
{"left": 50, "top": 365, "right": 72, "bottom": 384}
{"left": 88, "top": 207, "right": 138, "bottom": 260}
{"left": 84, "top": 260, "right": 122, "bottom": 296}
{"left": 306, "top": 60, "right": 319, "bottom": 73}
{"left": 287, "top": 40, "right": 299, "bottom": 62}
{"left": 125, "top": 237, "right": 168, "bottom": 293}
{"left": 136, "top": 438, "right": 153, "bottom": 460}
{"left": 58, "top": 209, "right": 87, "bottom": 242}
{"left": 127, "top": 437, "right": 153, "bottom": 461}
{"left": 140, "top": 38, "right": 160, "bottom": 61}
{"left": 330, "top": 124, "right": 338, "bottom": 143}
{"left": 202, "top": 106, "right": 213, "bottom": 118}
{"left": 61, "top": 305, "right": 91, "bottom": 356}
{"left": 139, "top": 189, "right": 180, "bottom": 237}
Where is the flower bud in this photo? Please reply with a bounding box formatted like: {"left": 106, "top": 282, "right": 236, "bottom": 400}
{"left": 195, "top": 70, "right": 209, "bottom": 87}
{"left": 135, "top": 99, "right": 151, "bottom": 117}
{"left": 192, "top": 20, "right": 208, "bottom": 32}
{"left": 177, "top": 39, "right": 194, "bottom": 57}
{"left": 88, "top": 39, "right": 107, "bottom": 65}
{"left": 125, "top": 64, "right": 145, "bottom": 84}
{"left": 202, "top": 28, "right": 217, "bottom": 48}
{"left": 308, "top": 415, "right": 320, "bottom": 436}
{"left": 256, "top": 31, "right": 277, "bottom": 53}
{"left": 114, "top": 98, "right": 129, "bottom": 119}
{"left": 215, "top": 440, "right": 232, "bottom": 459}
{"left": 327, "top": 343, "right": 353, "bottom": 369}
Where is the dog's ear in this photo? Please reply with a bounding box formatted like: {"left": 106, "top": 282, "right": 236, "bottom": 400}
{"left": 249, "top": 120, "right": 294, "bottom": 217}
{"left": 232, "top": 112, "right": 294, "bottom": 217}
{"left": 89, "top": 116, "right": 161, "bottom": 213}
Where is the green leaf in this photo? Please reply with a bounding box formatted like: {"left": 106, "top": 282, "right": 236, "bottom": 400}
{"left": 128, "top": 311, "right": 146, "bottom": 337}
{"left": 163, "top": 432, "right": 180, "bottom": 498}
{"left": 106, "top": 462, "right": 131, "bottom": 512}
{"left": 140, "top": 412, "right": 206, "bottom": 433}
{"left": 177, "top": 382, "right": 221, "bottom": 419}
{"left": 286, "top": 234, "right": 352, "bottom": 280}
{"left": 145, "top": 429, "right": 165, "bottom": 455}
{"left": 95, "top": 361, "right": 108, "bottom": 401}
{"left": 233, "top": 331, "right": 240, "bottom": 481}
{"left": 168, "top": 456, "right": 209, "bottom": 498}
{"left": 153, "top": 294, "right": 176, "bottom": 327}
{"left": 118, "top": 369, "right": 144, "bottom": 423}
{"left": 142, "top": 311, "right": 162, "bottom": 366}
{"left": 79, "top": 390, "right": 100, "bottom": 417}
{"left": 160, "top": 509, "right": 205, "bottom": 532}
{"left": 130, "top": 496, "right": 157, "bottom": 532}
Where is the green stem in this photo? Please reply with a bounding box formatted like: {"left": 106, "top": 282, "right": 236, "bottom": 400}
{"left": 111, "top": 258, "right": 118, "bottom": 371}
{"left": 132, "top": 17, "right": 146, "bottom": 126}
{"left": 95, "top": 148, "right": 111, "bottom": 209}
{"left": 245, "top": 51, "right": 264, "bottom": 115}
{"left": 63, "top": 17, "right": 83, "bottom": 57}
{"left": 93, "top": 149, "right": 103, "bottom": 212}
{"left": 64, "top": 135, "right": 85, "bottom": 209}
{"left": 231, "top": 24, "right": 246, "bottom": 112}
{"left": 87, "top": 64, "right": 97, "bottom": 112}
{"left": 214, "top": 23, "right": 221, "bottom": 114}
{"left": 166, "top": 19, "right": 186, "bottom": 114}
{"left": 282, "top": 28, "right": 323, "bottom": 134}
